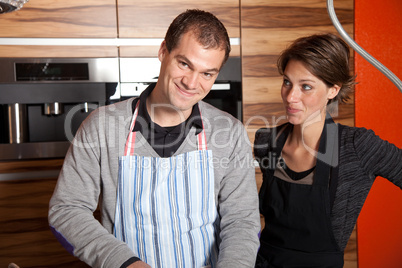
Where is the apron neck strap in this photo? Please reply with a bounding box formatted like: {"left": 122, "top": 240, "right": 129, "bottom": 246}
{"left": 197, "top": 106, "right": 207, "bottom": 151}
{"left": 124, "top": 100, "right": 207, "bottom": 156}
{"left": 124, "top": 100, "right": 140, "bottom": 156}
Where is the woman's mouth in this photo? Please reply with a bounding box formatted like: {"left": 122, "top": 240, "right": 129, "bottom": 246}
{"left": 286, "top": 106, "right": 301, "bottom": 114}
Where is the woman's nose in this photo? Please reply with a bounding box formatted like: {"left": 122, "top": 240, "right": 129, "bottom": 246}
{"left": 287, "top": 87, "right": 300, "bottom": 102}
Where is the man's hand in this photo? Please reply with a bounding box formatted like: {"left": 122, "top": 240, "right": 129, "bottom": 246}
{"left": 127, "top": 261, "right": 151, "bottom": 268}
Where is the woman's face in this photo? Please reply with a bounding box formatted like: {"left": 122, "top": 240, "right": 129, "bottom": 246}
{"left": 281, "top": 60, "right": 340, "bottom": 126}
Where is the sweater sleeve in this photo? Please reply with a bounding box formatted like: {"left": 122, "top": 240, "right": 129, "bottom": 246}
{"left": 354, "top": 127, "right": 402, "bottom": 188}
{"left": 48, "top": 111, "right": 137, "bottom": 268}
{"left": 215, "top": 121, "right": 261, "bottom": 268}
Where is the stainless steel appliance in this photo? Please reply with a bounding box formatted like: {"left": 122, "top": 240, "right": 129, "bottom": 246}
{"left": 0, "top": 58, "right": 119, "bottom": 160}
{"left": 0, "top": 56, "right": 241, "bottom": 160}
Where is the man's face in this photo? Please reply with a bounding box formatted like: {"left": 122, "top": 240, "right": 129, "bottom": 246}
{"left": 154, "top": 31, "right": 226, "bottom": 115}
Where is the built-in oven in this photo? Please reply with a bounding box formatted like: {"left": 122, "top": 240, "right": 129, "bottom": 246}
{"left": 0, "top": 57, "right": 242, "bottom": 160}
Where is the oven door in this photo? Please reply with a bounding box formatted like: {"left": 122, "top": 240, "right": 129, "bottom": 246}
{"left": 203, "top": 81, "right": 242, "bottom": 121}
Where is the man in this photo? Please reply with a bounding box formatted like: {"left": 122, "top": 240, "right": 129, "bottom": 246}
{"left": 49, "top": 9, "right": 260, "bottom": 268}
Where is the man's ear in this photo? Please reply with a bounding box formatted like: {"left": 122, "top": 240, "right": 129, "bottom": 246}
{"left": 158, "top": 40, "right": 167, "bottom": 62}
{"left": 328, "top": 84, "right": 341, "bottom": 100}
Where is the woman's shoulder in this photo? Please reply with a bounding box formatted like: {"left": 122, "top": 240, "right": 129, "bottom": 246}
{"left": 338, "top": 124, "right": 377, "bottom": 145}
{"left": 254, "top": 123, "right": 290, "bottom": 157}
{"left": 255, "top": 123, "right": 290, "bottom": 142}
{"left": 337, "top": 124, "right": 400, "bottom": 159}
{"left": 338, "top": 124, "right": 402, "bottom": 184}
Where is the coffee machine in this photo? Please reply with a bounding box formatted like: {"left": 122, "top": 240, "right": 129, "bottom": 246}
{"left": 0, "top": 58, "right": 119, "bottom": 160}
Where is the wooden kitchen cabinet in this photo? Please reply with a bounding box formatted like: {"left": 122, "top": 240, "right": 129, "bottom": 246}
{"left": 117, "top": 0, "right": 241, "bottom": 58}
{"left": 1, "top": 0, "right": 239, "bottom": 39}
{"left": 0, "top": 45, "right": 119, "bottom": 58}
{"left": 0, "top": 159, "right": 91, "bottom": 267}
{"left": 119, "top": 45, "right": 241, "bottom": 58}
{"left": 117, "top": 0, "right": 240, "bottom": 38}
{"left": 0, "top": 0, "right": 117, "bottom": 38}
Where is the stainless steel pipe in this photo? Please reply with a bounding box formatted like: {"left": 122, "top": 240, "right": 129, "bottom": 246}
{"left": 44, "top": 102, "right": 64, "bottom": 115}
{"left": 7, "top": 103, "right": 28, "bottom": 144}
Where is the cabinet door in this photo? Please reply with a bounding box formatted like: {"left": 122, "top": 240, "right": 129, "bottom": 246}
{"left": 0, "top": 177, "right": 91, "bottom": 267}
{"left": 0, "top": 0, "right": 117, "bottom": 38}
{"left": 117, "top": 0, "right": 240, "bottom": 38}
{"left": 117, "top": 0, "right": 240, "bottom": 57}
{"left": 0, "top": 45, "right": 119, "bottom": 58}
{"left": 0, "top": 159, "right": 90, "bottom": 267}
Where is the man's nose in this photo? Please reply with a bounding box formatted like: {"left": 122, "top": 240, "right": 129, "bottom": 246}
{"left": 183, "top": 72, "right": 199, "bottom": 89}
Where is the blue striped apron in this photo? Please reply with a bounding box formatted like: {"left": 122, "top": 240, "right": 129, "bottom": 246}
{"left": 114, "top": 101, "right": 218, "bottom": 268}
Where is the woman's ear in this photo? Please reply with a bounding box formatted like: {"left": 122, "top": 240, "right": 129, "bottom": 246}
{"left": 328, "top": 84, "right": 341, "bottom": 100}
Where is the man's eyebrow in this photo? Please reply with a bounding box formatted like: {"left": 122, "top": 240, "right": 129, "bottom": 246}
{"left": 176, "top": 55, "right": 220, "bottom": 73}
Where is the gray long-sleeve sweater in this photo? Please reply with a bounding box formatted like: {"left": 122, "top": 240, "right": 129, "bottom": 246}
{"left": 48, "top": 98, "right": 260, "bottom": 268}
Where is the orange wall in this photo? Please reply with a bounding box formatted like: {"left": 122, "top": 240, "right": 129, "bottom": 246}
{"left": 354, "top": 0, "right": 402, "bottom": 267}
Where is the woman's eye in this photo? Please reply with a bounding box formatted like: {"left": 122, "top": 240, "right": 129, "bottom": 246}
{"left": 283, "top": 79, "right": 291, "bottom": 87}
{"left": 302, "top": 84, "right": 312, "bottom": 90}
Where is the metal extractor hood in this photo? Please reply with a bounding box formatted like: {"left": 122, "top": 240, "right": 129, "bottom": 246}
{"left": 0, "top": 0, "right": 28, "bottom": 14}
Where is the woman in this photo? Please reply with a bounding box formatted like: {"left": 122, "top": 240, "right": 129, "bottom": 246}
{"left": 254, "top": 33, "right": 402, "bottom": 267}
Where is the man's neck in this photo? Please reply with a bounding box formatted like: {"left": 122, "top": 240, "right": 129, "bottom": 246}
{"left": 145, "top": 94, "right": 192, "bottom": 127}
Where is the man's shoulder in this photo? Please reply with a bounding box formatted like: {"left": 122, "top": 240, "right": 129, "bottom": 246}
{"left": 90, "top": 98, "right": 134, "bottom": 119}
{"left": 77, "top": 98, "right": 135, "bottom": 133}
{"left": 198, "top": 101, "right": 241, "bottom": 126}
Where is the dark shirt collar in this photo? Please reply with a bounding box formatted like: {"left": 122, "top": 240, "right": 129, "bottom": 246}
{"left": 131, "top": 83, "right": 203, "bottom": 135}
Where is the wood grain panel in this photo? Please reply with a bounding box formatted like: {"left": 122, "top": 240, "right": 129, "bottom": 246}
{"left": 241, "top": 25, "right": 354, "bottom": 57}
{"left": 242, "top": 55, "right": 279, "bottom": 78}
{"left": 119, "top": 46, "right": 161, "bottom": 57}
{"left": 119, "top": 45, "right": 241, "bottom": 58}
{"left": 0, "top": 0, "right": 117, "bottom": 38}
{"left": 241, "top": 5, "right": 352, "bottom": 28}
{"left": 117, "top": 0, "right": 240, "bottom": 38}
{"left": 0, "top": 159, "right": 64, "bottom": 174}
{"left": 0, "top": 177, "right": 89, "bottom": 268}
{"left": 241, "top": 0, "right": 352, "bottom": 8}
{"left": 243, "top": 77, "right": 283, "bottom": 104}
{"left": 0, "top": 46, "right": 118, "bottom": 58}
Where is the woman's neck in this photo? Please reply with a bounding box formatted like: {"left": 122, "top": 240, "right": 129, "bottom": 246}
{"left": 289, "top": 110, "right": 327, "bottom": 153}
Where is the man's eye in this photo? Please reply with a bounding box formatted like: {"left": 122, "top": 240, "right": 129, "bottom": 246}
{"left": 180, "top": 61, "right": 189, "bottom": 68}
